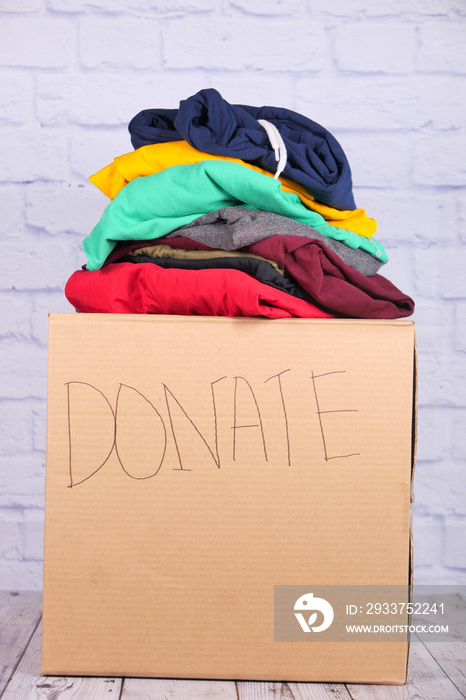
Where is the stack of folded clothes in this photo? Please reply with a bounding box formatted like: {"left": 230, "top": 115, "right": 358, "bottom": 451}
{"left": 65, "top": 89, "right": 415, "bottom": 320}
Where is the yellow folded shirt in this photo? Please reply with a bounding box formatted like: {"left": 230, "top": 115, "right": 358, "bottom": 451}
{"left": 90, "top": 140, "right": 377, "bottom": 238}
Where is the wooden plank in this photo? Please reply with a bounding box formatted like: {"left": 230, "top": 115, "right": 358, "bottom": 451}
{"left": 289, "top": 681, "right": 353, "bottom": 699}
{"left": 412, "top": 588, "right": 466, "bottom": 697}
{"left": 236, "top": 682, "right": 294, "bottom": 699}
{"left": 346, "top": 640, "right": 465, "bottom": 700}
{"left": 0, "top": 591, "right": 42, "bottom": 696}
{"left": 421, "top": 642, "right": 466, "bottom": 698}
{"left": 237, "top": 680, "right": 352, "bottom": 699}
{"left": 1, "top": 621, "right": 123, "bottom": 700}
{"left": 121, "top": 677, "right": 238, "bottom": 699}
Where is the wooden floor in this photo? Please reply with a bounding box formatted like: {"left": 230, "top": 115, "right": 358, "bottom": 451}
{"left": 1, "top": 591, "right": 465, "bottom": 700}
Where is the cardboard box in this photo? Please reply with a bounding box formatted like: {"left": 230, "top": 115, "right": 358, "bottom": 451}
{"left": 42, "top": 314, "right": 417, "bottom": 683}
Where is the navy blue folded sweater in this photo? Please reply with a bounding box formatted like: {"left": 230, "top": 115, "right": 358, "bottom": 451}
{"left": 128, "top": 88, "right": 356, "bottom": 211}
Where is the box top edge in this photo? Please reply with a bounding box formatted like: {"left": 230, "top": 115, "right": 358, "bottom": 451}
{"left": 48, "top": 313, "right": 415, "bottom": 327}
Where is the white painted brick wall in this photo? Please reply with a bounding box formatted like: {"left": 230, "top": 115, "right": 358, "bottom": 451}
{"left": 163, "top": 17, "right": 327, "bottom": 71}
{"left": 333, "top": 22, "right": 417, "bottom": 73}
{"left": 0, "top": 18, "right": 74, "bottom": 68}
{"left": 418, "top": 21, "right": 466, "bottom": 73}
{"left": 78, "top": 17, "right": 163, "bottom": 69}
{"left": 1, "top": 0, "right": 465, "bottom": 590}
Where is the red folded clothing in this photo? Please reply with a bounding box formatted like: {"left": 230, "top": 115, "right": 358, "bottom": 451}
{"left": 65, "top": 263, "right": 336, "bottom": 319}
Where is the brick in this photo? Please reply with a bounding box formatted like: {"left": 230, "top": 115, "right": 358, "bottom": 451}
{"left": 312, "top": 0, "right": 369, "bottom": 15}
{"left": 355, "top": 190, "right": 457, "bottom": 245}
{"left": 418, "top": 21, "right": 466, "bottom": 73}
{"left": 79, "top": 17, "right": 162, "bottom": 69}
{"left": 32, "top": 293, "right": 74, "bottom": 341}
{"left": 454, "top": 303, "right": 466, "bottom": 352}
{"left": 0, "top": 495, "right": 44, "bottom": 512}
{"left": 413, "top": 134, "right": 466, "bottom": 187}
{"left": 341, "top": 133, "right": 411, "bottom": 188}
{"left": 203, "top": 74, "right": 294, "bottom": 109}
{"left": 333, "top": 22, "right": 416, "bottom": 73}
{"left": 440, "top": 252, "right": 466, "bottom": 299}
{"left": 417, "top": 353, "right": 466, "bottom": 408}
{"left": 0, "top": 560, "right": 43, "bottom": 590}
{"left": 26, "top": 182, "right": 106, "bottom": 237}
{"left": 0, "top": 496, "right": 44, "bottom": 511}
{"left": 295, "top": 76, "right": 466, "bottom": 132}
{"left": 412, "top": 246, "right": 442, "bottom": 298}
{"left": 413, "top": 247, "right": 466, "bottom": 300}
{"left": 0, "top": 129, "right": 68, "bottom": 183}
{"left": 452, "top": 409, "right": 466, "bottom": 459}
{"left": 32, "top": 398, "right": 47, "bottom": 452}
{"left": 0, "top": 70, "right": 34, "bottom": 125}
{"left": 417, "top": 407, "right": 452, "bottom": 462}
{"left": 21, "top": 512, "right": 45, "bottom": 561}
{"left": 414, "top": 461, "right": 466, "bottom": 515}
{"left": 0, "top": 400, "right": 34, "bottom": 455}
{"left": 372, "top": 246, "right": 415, "bottom": 304}
{"left": 0, "top": 521, "right": 22, "bottom": 560}
{"left": 37, "top": 72, "right": 202, "bottom": 127}
{"left": 411, "top": 566, "right": 461, "bottom": 585}
{"left": 412, "top": 513, "right": 442, "bottom": 569}
{"left": 0, "top": 231, "right": 84, "bottom": 292}
{"left": 412, "top": 300, "right": 453, "bottom": 356}
{"left": 48, "top": 0, "right": 215, "bottom": 11}
{"left": 32, "top": 293, "right": 75, "bottom": 347}
{"left": 0, "top": 185, "right": 25, "bottom": 234}
{"left": 458, "top": 192, "right": 466, "bottom": 244}
{"left": 0, "top": 453, "right": 45, "bottom": 503}
{"left": 69, "top": 129, "right": 134, "bottom": 181}
{"left": 0, "top": 0, "right": 43, "bottom": 9}
{"left": 163, "top": 16, "right": 326, "bottom": 71}
{"left": 315, "top": 0, "right": 466, "bottom": 16}
{"left": 0, "top": 339, "right": 48, "bottom": 399}
{"left": 444, "top": 517, "right": 466, "bottom": 568}
{"left": 0, "top": 18, "right": 74, "bottom": 68}
{"left": 35, "top": 74, "right": 75, "bottom": 127}
{"left": 0, "top": 293, "right": 33, "bottom": 339}
{"left": 231, "top": 0, "right": 304, "bottom": 14}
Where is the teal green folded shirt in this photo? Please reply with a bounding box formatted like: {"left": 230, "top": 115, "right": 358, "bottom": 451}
{"left": 83, "top": 160, "right": 387, "bottom": 271}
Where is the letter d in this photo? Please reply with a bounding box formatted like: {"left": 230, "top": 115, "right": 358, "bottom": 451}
{"left": 65, "top": 382, "right": 116, "bottom": 487}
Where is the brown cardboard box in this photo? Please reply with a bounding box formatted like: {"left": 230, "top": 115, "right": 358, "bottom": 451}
{"left": 42, "top": 314, "right": 417, "bottom": 683}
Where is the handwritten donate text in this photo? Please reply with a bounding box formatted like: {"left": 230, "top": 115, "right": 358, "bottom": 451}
{"left": 64, "top": 369, "right": 359, "bottom": 487}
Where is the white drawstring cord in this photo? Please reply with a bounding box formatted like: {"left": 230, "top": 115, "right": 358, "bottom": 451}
{"left": 257, "top": 119, "right": 288, "bottom": 180}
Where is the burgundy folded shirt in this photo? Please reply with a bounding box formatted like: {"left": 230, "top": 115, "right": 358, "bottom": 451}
{"left": 104, "top": 235, "right": 414, "bottom": 319}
